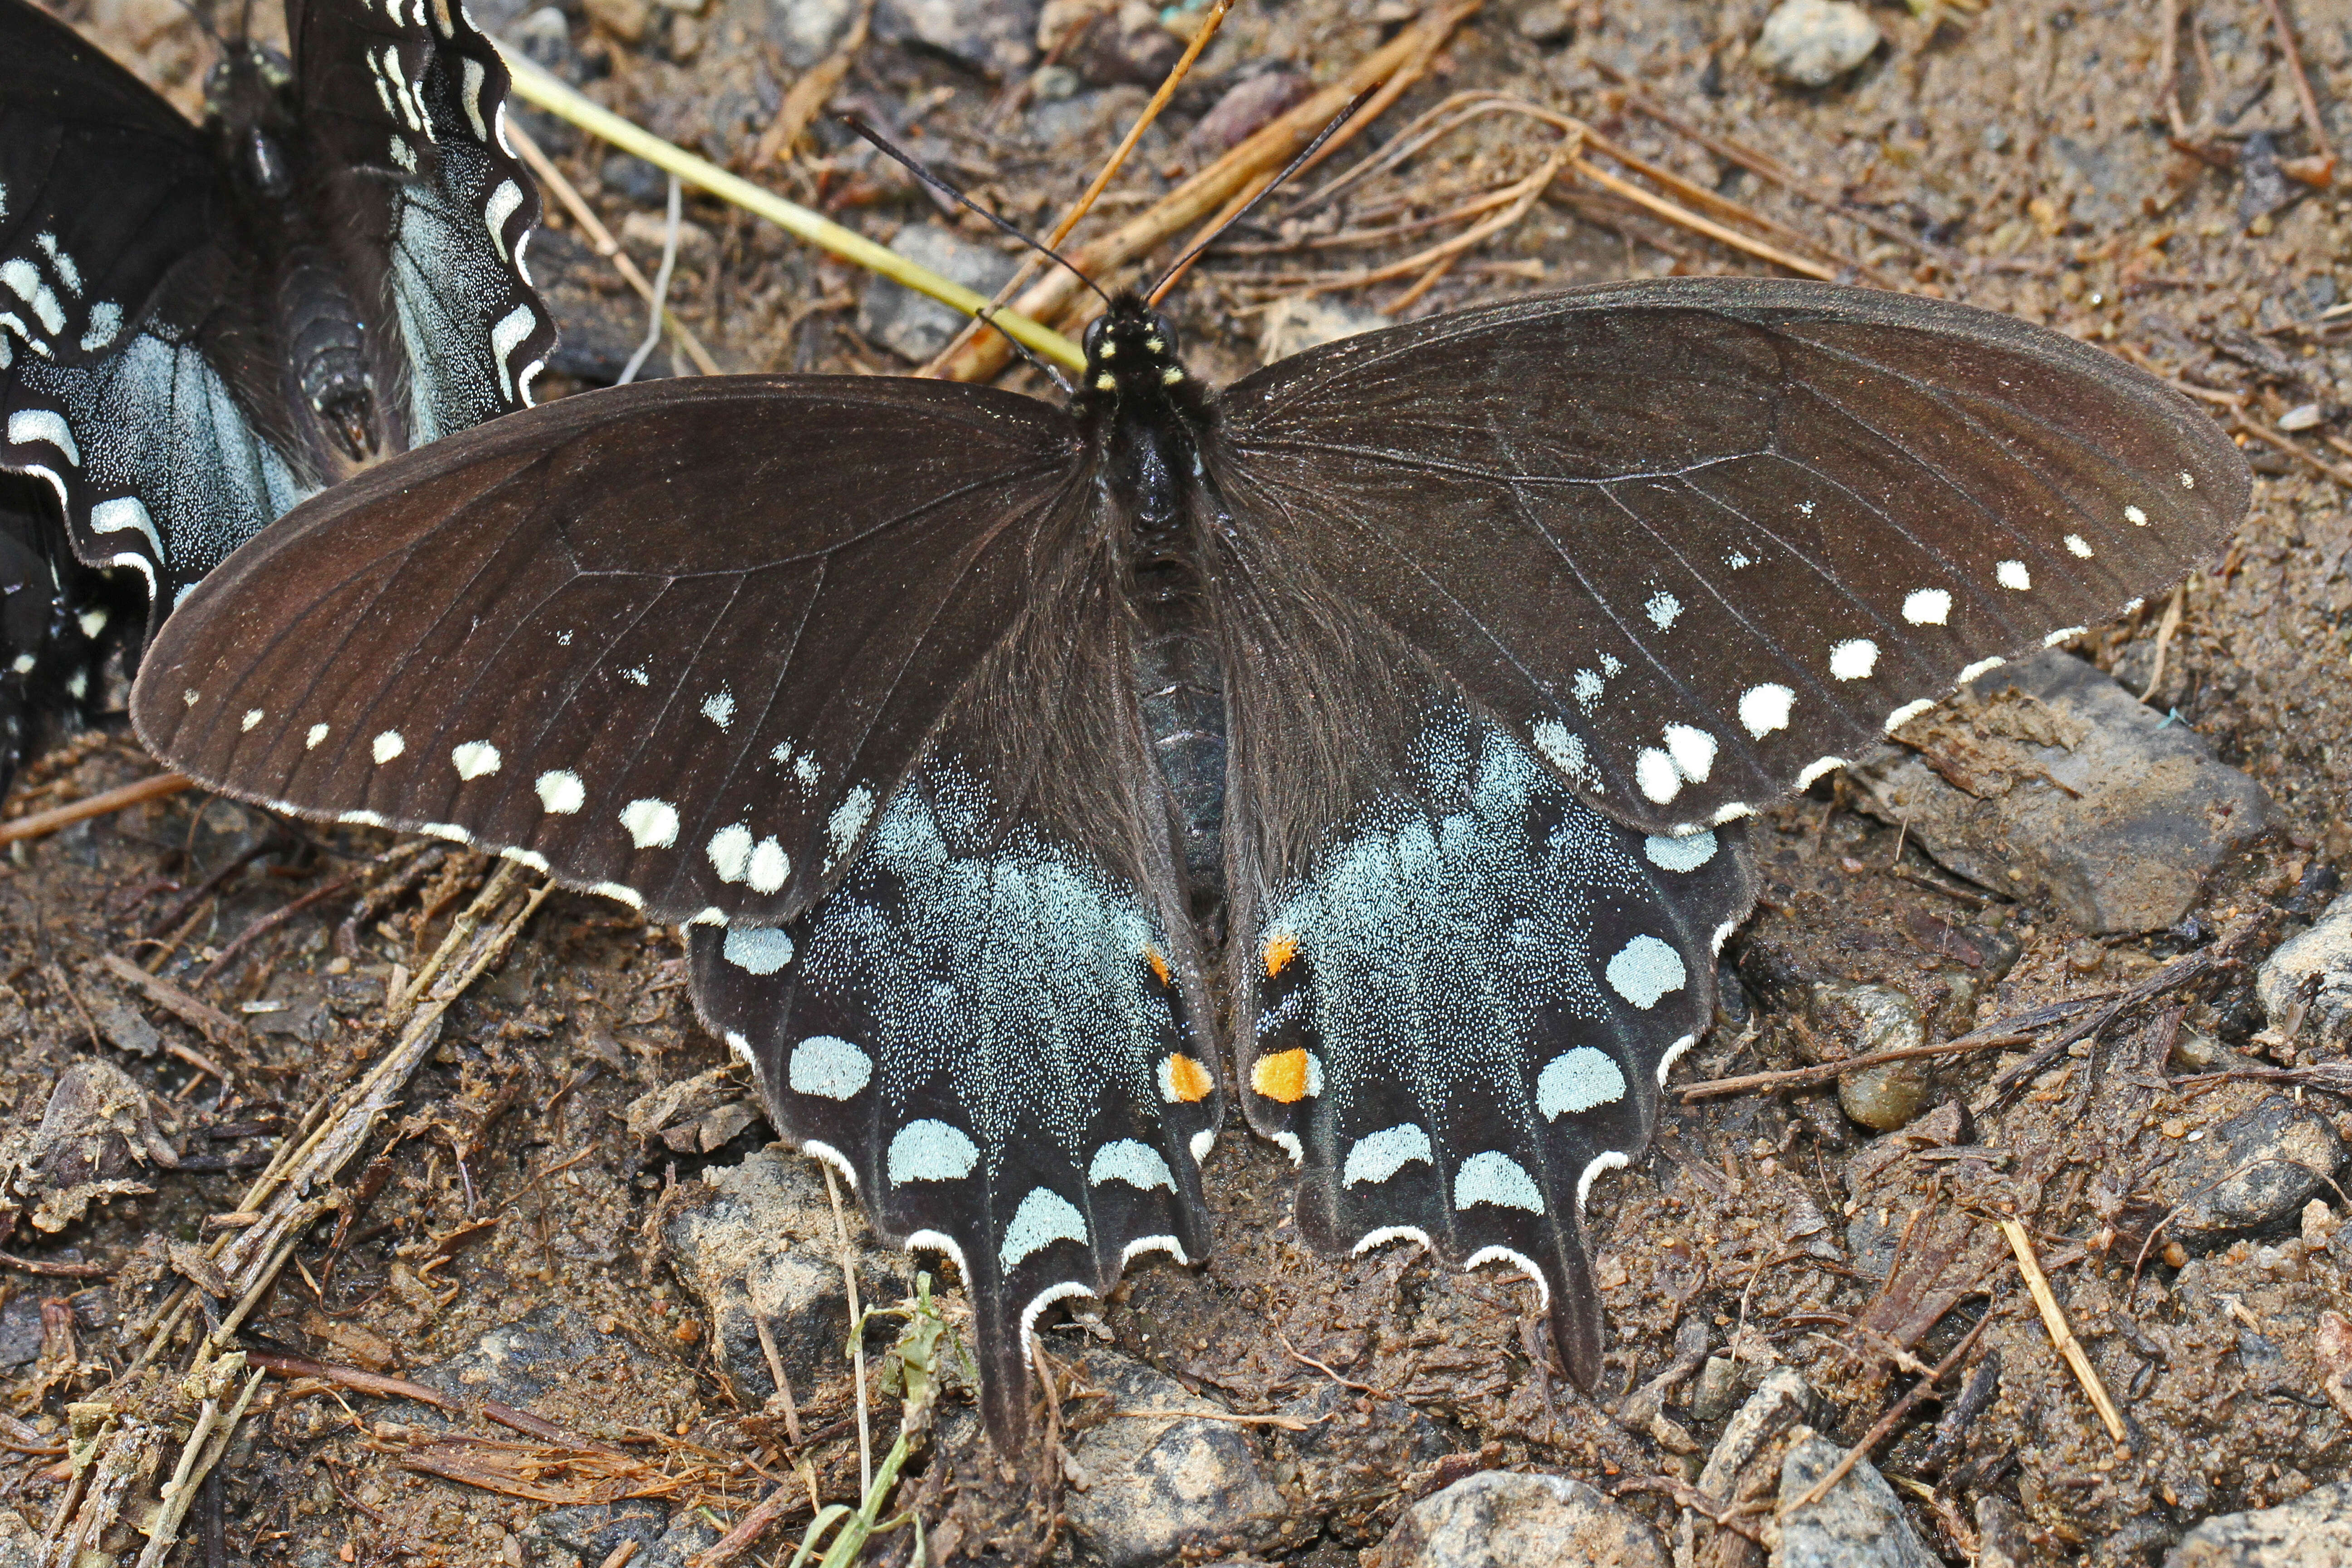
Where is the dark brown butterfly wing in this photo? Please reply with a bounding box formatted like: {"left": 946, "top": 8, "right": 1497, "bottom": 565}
{"left": 687, "top": 574, "right": 1219, "bottom": 1450}
{"left": 1215, "top": 277, "right": 2248, "bottom": 837}
{"left": 131, "top": 375, "right": 1091, "bottom": 926}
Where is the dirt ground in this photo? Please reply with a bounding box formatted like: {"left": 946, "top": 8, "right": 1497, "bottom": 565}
{"left": 4, "top": 0, "right": 2351, "bottom": 1562}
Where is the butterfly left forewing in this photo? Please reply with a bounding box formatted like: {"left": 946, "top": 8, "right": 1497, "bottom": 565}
{"left": 289, "top": 0, "right": 554, "bottom": 436}
{"left": 689, "top": 577, "right": 1218, "bottom": 1451}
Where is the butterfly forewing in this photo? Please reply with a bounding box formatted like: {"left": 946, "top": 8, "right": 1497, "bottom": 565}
{"left": 132, "top": 376, "right": 1093, "bottom": 926}
{"left": 289, "top": 0, "right": 554, "bottom": 436}
{"left": 687, "top": 577, "right": 1218, "bottom": 1450}
{"left": 1216, "top": 278, "right": 2248, "bottom": 834}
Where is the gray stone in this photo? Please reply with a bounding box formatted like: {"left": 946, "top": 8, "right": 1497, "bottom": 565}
{"left": 749, "top": 0, "right": 853, "bottom": 65}
{"left": 1257, "top": 296, "right": 1387, "bottom": 366}
{"left": 1773, "top": 1434, "right": 1940, "bottom": 1568}
{"left": 1515, "top": 2, "right": 1573, "bottom": 45}
{"left": 2258, "top": 891, "right": 2352, "bottom": 1044}
{"left": 1062, "top": 1347, "right": 1290, "bottom": 1566}
{"left": 1364, "top": 1470, "right": 1669, "bottom": 1568}
{"left": 662, "top": 1146, "right": 905, "bottom": 1405}
{"left": 1812, "top": 983, "right": 1929, "bottom": 1131}
{"left": 875, "top": 0, "right": 1039, "bottom": 77}
{"left": 1700, "top": 1367, "right": 1814, "bottom": 1499}
{"left": 1186, "top": 69, "right": 1311, "bottom": 155}
{"left": 524, "top": 1502, "right": 706, "bottom": 1568}
{"left": 856, "top": 223, "right": 1020, "bottom": 362}
{"left": 1275, "top": 1381, "right": 1457, "bottom": 1546}
{"left": 1975, "top": 1495, "right": 2036, "bottom": 1568}
{"left": 2167, "top": 1482, "right": 2352, "bottom": 1565}
{"left": 1855, "top": 652, "right": 2273, "bottom": 934}
{"left": 1750, "top": 0, "right": 1881, "bottom": 88}
{"left": 2151, "top": 1096, "right": 2344, "bottom": 1246}
{"left": 398, "top": 1303, "right": 683, "bottom": 1427}
{"left": 1690, "top": 1354, "right": 1755, "bottom": 1424}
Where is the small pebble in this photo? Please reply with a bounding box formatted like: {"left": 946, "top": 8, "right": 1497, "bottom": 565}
{"left": 1516, "top": 1, "right": 1573, "bottom": 44}
{"left": 1031, "top": 64, "right": 1080, "bottom": 101}
{"left": 2278, "top": 402, "right": 2323, "bottom": 432}
{"left": 1750, "top": 0, "right": 1881, "bottom": 88}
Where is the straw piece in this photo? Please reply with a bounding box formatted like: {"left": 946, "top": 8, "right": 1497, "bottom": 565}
{"left": 0, "top": 772, "right": 190, "bottom": 846}
{"left": 1998, "top": 1219, "right": 2127, "bottom": 1441}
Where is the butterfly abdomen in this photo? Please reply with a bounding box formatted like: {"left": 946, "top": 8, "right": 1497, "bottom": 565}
{"left": 276, "top": 246, "right": 378, "bottom": 463}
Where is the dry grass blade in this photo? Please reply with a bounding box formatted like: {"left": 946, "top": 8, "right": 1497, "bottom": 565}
{"left": 933, "top": 0, "right": 1481, "bottom": 383}
{"left": 754, "top": 0, "right": 876, "bottom": 166}
{"left": 1781, "top": 1309, "right": 1995, "bottom": 1515}
{"left": 1265, "top": 148, "right": 1566, "bottom": 300}
{"left": 506, "top": 118, "right": 721, "bottom": 374}
{"left": 98, "top": 951, "right": 244, "bottom": 1050}
{"left": 2234, "top": 410, "right": 2352, "bottom": 487}
{"left": 0, "top": 772, "right": 191, "bottom": 846}
{"left": 1998, "top": 1219, "right": 2127, "bottom": 1441}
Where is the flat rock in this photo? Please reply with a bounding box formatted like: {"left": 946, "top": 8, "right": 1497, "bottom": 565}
{"left": 1750, "top": 0, "right": 1880, "bottom": 88}
{"left": 1856, "top": 651, "right": 2272, "bottom": 934}
{"left": 523, "top": 1502, "right": 719, "bottom": 1568}
{"left": 2152, "top": 1095, "right": 2345, "bottom": 1245}
{"left": 2258, "top": 891, "right": 2352, "bottom": 1044}
{"left": 1773, "top": 1434, "right": 1940, "bottom": 1568}
{"left": 2168, "top": 1482, "right": 2352, "bottom": 1565}
{"left": 1700, "top": 1367, "right": 1815, "bottom": 1498}
{"left": 397, "top": 1303, "right": 687, "bottom": 1427}
{"left": 1364, "top": 1470, "right": 1669, "bottom": 1568}
{"left": 874, "top": 0, "right": 1039, "bottom": 77}
{"left": 1062, "top": 1346, "right": 1293, "bottom": 1566}
{"left": 662, "top": 1146, "right": 904, "bottom": 1403}
{"left": 856, "top": 222, "right": 1020, "bottom": 362}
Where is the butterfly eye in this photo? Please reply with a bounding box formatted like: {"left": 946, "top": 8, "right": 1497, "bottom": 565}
{"left": 1083, "top": 317, "right": 1111, "bottom": 360}
{"left": 1147, "top": 314, "right": 1179, "bottom": 356}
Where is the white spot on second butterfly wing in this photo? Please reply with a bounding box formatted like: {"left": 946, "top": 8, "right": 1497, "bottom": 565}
{"left": 1454, "top": 1152, "right": 1543, "bottom": 1212}
{"left": 1996, "top": 560, "right": 2033, "bottom": 591}
{"left": 1958, "top": 656, "right": 2006, "bottom": 685}
{"left": 1088, "top": 1140, "right": 1176, "bottom": 1191}
{"left": 1644, "top": 590, "right": 1681, "bottom": 630}
{"left": 591, "top": 882, "right": 643, "bottom": 909}
{"left": 1739, "top": 684, "right": 1793, "bottom": 737}
{"left": 1343, "top": 1123, "right": 1433, "bottom": 1186}
{"left": 240, "top": 709, "right": 263, "bottom": 731}
{"left": 721, "top": 926, "right": 793, "bottom": 974}
{"left": 1656, "top": 1033, "right": 1699, "bottom": 1086}
{"left": 536, "top": 770, "right": 585, "bottom": 812}
{"left": 888, "top": 1121, "right": 979, "bottom": 1183}
{"left": 789, "top": 1035, "right": 871, "bottom": 1100}
{"left": 483, "top": 179, "right": 524, "bottom": 261}
{"left": 1795, "top": 756, "right": 1846, "bottom": 790}
{"left": 999, "top": 1187, "right": 1087, "bottom": 1269}
{"left": 1644, "top": 830, "right": 1716, "bottom": 872}
{"left": 700, "top": 691, "right": 735, "bottom": 729}
{"left": 621, "top": 798, "right": 679, "bottom": 848}
{"left": 1902, "top": 588, "right": 1951, "bottom": 626}
{"left": 707, "top": 823, "right": 752, "bottom": 881}
{"left": 1884, "top": 699, "right": 1935, "bottom": 733}
{"left": 1189, "top": 1128, "right": 1216, "bottom": 1164}
{"left": 372, "top": 730, "right": 405, "bottom": 763}
{"left": 1537, "top": 1047, "right": 1627, "bottom": 1117}
{"left": 1829, "top": 638, "right": 1879, "bottom": 680}
{"left": 1352, "top": 1225, "right": 1434, "bottom": 1256}
{"left": 2127, "top": 504, "right": 2149, "bottom": 524}
{"left": 1635, "top": 748, "right": 1681, "bottom": 804}
{"left": 1663, "top": 724, "right": 1715, "bottom": 782}
{"left": 451, "top": 740, "right": 501, "bottom": 779}
{"left": 1577, "top": 1150, "right": 1630, "bottom": 1213}
{"left": 1461, "top": 1245, "right": 1551, "bottom": 1308}
{"left": 2043, "top": 626, "right": 2087, "bottom": 647}
{"left": 2065, "top": 534, "right": 2094, "bottom": 558}
{"left": 1605, "top": 935, "right": 1685, "bottom": 1008}
{"left": 748, "top": 837, "right": 789, "bottom": 892}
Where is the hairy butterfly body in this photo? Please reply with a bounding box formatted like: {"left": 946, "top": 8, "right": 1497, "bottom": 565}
{"left": 0, "top": 0, "right": 551, "bottom": 628}
{"left": 132, "top": 277, "right": 2249, "bottom": 1448}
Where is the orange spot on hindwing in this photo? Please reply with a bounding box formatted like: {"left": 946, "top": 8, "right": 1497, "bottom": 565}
{"left": 1250, "top": 1048, "right": 1317, "bottom": 1104}
{"left": 1263, "top": 930, "right": 1298, "bottom": 977}
{"left": 1158, "top": 1053, "right": 1212, "bottom": 1103}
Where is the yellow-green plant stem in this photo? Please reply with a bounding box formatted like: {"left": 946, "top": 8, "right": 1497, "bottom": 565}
{"left": 496, "top": 48, "right": 1086, "bottom": 373}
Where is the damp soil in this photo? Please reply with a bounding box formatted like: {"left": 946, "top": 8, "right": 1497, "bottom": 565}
{"left": 5, "top": 0, "right": 2351, "bottom": 1563}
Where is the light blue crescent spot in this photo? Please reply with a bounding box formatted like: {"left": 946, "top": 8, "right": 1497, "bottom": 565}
{"left": 1454, "top": 1151, "right": 1544, "bottom": 1213}
{"left": 1536, "top": 1047, "right": 1627, "bottom": 1118}
{"left": 788, "top": 1035, "right": 870, "bottom": 1100}
{"left": 1088, "top": 1139, "right": 1175, "bottom": 1192}
{"left": 887, "top": 1120, "right": 979, "bottom": 1184}
{"left": 999, "top": 1187, "right": 1088, "bottom": 1270}
{"left": 1343, "top": 1123, "right": 1433, "bottom": 1187}
{"left": 1644, "top": 830, "right": 1717, "bottom": 872}
{"left": 1605, "top": 934, "right": 1686, "bottom": 1009}
{"left": 721, "top": 926, "right": 793, "bottom": 975}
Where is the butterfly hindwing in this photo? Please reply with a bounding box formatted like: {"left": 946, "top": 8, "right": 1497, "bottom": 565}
{"left": 1231, "top": 669, "right": 1756, "bottom": 1386}
{"left": 289, "top": 0, "right": 554, "bottom": 438}
{"left": 0, "top": 475, "right": 143, "bottom": 792}
{"left": 1217, "top": 277, "right": 2247, "bottom": 835}
{"left": 131, "top": 376, "right": 1095, "bottom": 927}
{"left": 689, "top": 580, "right": 1218, "bottom": 1449}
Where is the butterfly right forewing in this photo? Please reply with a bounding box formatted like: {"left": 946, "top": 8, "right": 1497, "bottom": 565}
{"left": 131, "top": 375, "right": 1091, "bottom": 926}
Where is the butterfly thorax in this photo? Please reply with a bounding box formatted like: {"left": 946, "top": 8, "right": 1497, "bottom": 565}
{"left": 1077, "top": 296, "right": 1230, "bottom": 916}
{"left": 205, "top": 47, "right": 382, "bottom": 468}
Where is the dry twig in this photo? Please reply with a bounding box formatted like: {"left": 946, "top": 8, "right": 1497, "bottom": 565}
{"left": 1998, "top": 1219, "right": 2127, "bottom": 1441}
{"left": 0, "top": 772, "right": 191, "bottom": 846}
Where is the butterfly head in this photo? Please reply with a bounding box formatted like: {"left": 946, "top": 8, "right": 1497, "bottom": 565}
{"left": 1077, "top": 294, "right": 1198, "bottom": 417}
{"left": 204, "top": 44, "right": 299, "bottom": 198}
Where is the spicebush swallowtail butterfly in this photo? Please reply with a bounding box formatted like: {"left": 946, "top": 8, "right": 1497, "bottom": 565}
{"left": 0, "top": 0, "right": 553, "bottom": 627}
{"left": 130, "top": 277, "right": 2248, "bottom": 1447}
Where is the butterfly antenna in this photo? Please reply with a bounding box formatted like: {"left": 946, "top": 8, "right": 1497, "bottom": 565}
{"left": 840, "top": 116, "right": 1112, "bottom": 310}
{"left": 168, "top": 0, "right": 224, "bottom": 48}
{"left": 1145, "top": 90, "right": 1376, "bottom": 307}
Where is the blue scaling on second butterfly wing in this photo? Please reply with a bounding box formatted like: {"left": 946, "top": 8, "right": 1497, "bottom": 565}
{"left": 1241, "top": 696, "right": 1757, "bottom": 1385}
{"left": 687, "top": 757, "right": 1217, "bottom": 1449}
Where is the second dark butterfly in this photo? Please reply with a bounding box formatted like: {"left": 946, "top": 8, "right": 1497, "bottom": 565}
{"left": 130, "top": 276, "right": 2248, "bottom": 1447}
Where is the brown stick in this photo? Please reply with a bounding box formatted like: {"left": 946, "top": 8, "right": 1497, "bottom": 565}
{"left": 684, "top": 1485, "right": 795, "bottom": 1568}
{"left": 196, "top": 872, "right": 361, "bottom": 989}
{"left": 2235, "top": 411, "right": 2352, "bottom": 488}
{"left": 934, "top": 0, "right": 1481, "bottom": 383}
{"left": 98, "top": 951, "right": 245, "bottom": 1051}
{"left": 1782, "top": 1309, "right": 1996, "bottom": 1514}
{"left": 0, "top": 1252, "right": 110, "bottom": 1278}
{"left": 0, "top": 772, "right": 190, "bottom": 846}
{"left": 1999, "top": 1219, "right": 2127, "bottom": 1441}
{"left": 2257, "top": 0, "right": 2335, "bottom": 171}
{"left": 244, "top": 1351, "right": 460, "bottom": 1411}
{"left": 1675, "top": 1030, "right": 2040, "bottom": 1101}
